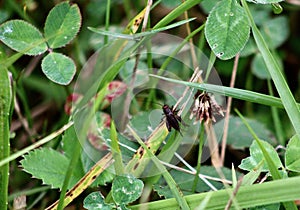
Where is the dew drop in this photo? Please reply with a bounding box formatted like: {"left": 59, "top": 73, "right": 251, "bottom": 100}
{"left": 4, "top": 26, "right": 13, "bottom": 34}
{"left": 224, "top": 13, "right": 228, "bottom": 16}
{"left": 229, "top": 12, "right": 234, "bottom": 16}
{"left": 212, "top": 44, "right": 218, "bottom": 49}
{"left": 64, "top": 36, "right": 68, "bottom": 39}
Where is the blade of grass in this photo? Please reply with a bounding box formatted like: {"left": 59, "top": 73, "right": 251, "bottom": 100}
{"left": 192, "top": 122, "right": 205, "bottom": 193}
{"left": 131, "top": 175, "right": 300, "bottom": 209}
{"left": 267, "top": 79, "right": 285, "bottom": 145}
{"left": 153, "top": 0, "right": 203, "bottom": 30}
{"left": 88, "top": 18, "right": 196, "bottom": 40}
{"left": 57, "top": 84, "right": 109, "bottom": 210}
{"left": 104, "top": 0, "right": 111, "bottom": 44}
{"left": 235, "top": 109, "right": 297, "bottom": 210}
{"left": 127, "top": 125, "right": 191, "bottom": 210}
{"left": 0, "top": 122, "right": 73, "bottom": 168}
{"left": 241, "top": 0, "right": 300, "bottom": 135}
{"left": 56, "top": 131, "right": 82, "bottom": 210}
{"left": 0, "top": 67, "right": 12, "bottom": 210}
{"left": 149, "top": 75, "right": 300, "bottom": 110}
{"left": 45, "top": 153, "right": 114, "bottom": 210}
{"left": 110, "top": 120, "right": 125, "bottom": 175}
{"left": 125, "top": 123, "right": 168, "bottom": 177}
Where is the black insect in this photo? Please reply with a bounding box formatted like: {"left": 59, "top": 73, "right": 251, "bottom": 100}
{"left": 162, "top": 104, "right": 183, "bottom": 136}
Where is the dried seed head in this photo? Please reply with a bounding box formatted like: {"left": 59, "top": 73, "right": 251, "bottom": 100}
{"left": 190, "top": 91, "right": 224, "bottom": 124}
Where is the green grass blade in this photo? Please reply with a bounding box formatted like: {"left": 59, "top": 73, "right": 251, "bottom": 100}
{"left": 131, "top": 176, "right": 300, "bottom": 209}
{"left": 0, "top": 122, "right": 73, "bottom": 168}
{"left": 127, "top": 126, "right": 190, "bottom": 210}
{"left": 235, "top": 109, "right": 297, "bottom": 210}
{"left": 153, "top": 0, "right": 203, "bottom": 29}
{"left": 110, "top": 121, "right": 125, "bottom": 175}
{"left": 268, "top": 79, "right": 285, "bottom": 145}
{"left": 88, "top": 18, "right": 196, "bottom": 40}
{"left": 149, "top": 74, "right": 300, "bottom": 109}
{"left": 241, "top": 0, "right": 300, "bottom": 135}
{"left": 0, "top": 67, "right": 12, "bottom": 210}
{"left": 235, "top": 109, "right": 282, "bottom": 179}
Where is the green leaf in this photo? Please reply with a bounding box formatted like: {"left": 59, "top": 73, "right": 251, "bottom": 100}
{"left": 20, "top": 148, "right": 82, "bottom": 189}
{"left": 251, "top": 53, "right": 271, "bottom": 79}
{"left": 0, "top": 9, "right": 9, "bottom": 24}
{"left": 130, "top": 111, "right": 160, "bottom": 138}
{"left": 246, "top": 0, "right": 284, "bottom": 4}
{"left": 240, "top": 37, "right": 257, "bottom": 57}
{"left": 83, "top": 192, "right": 115, "bottom": 210}
{"left": 0, "top": 20, "right": 47, "bottom": 55}
{"left": 242, "top": 162, "right": 264, "bottom": 186}
{"left": 249, "top": 4, "right": 272, "bottom": 26}
{"left": 214, "top": 116, "right": 275, "bottom": 149}
{"left": 285, "top": 135, "right": 300, "bottom": 172}
{"left": 261, "top": 16, "right": 289, "bottom": 49}
{"left": 205, "top": 0, "right": 250, "bottom": 60}
{"left": 112, "top": 174, "right": 144, "bottom": 205}
{"left": 44, "top": 1, "right": 81, "bottom": 48}
{"left": 41, "top": 52, "right": 76, "bottom": 85}
{"left": 101, "top": 129, "right": 139, "bottom": 162}
{"left": 119, "top": 60, "right": 149, "bottom": 86}
{"left": 200, "top": 0, "right": 222, "bottom": 14}
{"left": 80, "top": 143, "right": 115, "bottom": 187}
{"left": 239, "top": 140, "right": 282, "bottom": 172}
{"left": 252, "top": 52, "right": 283, "bottom": 80}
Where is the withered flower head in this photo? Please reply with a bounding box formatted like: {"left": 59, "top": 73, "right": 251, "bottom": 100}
{"left": 190, "top": 91, "right": 224, "bottom": 124}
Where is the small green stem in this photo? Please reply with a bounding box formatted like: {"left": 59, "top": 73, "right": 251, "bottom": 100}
{"left": 0, "top": 67, "right": 12, "bottom": 210}
{"left": 192, "top": 122, "right": 205, "bottom": 193}
{"left": 104, "top": 0, "right": 111, "bottom": 44}
{"left": 204, "top": 52, "right": 216, "bottom": 82}
{"left": 57, "top": 137, "right": 82, "bottom": 210}
{"left": 267, "top": 79, "right": 285, "bottom": 145}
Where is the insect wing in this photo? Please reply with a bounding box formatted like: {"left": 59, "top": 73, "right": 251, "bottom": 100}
{"left": 165, "top": 118, "right": 172, "bottom": 131}
{"left": 166, "top": 114, "right": 180, "bottom": 131}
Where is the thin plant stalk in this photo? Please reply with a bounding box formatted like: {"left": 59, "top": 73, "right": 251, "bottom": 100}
{"left": 192, "top": 122, "right": 205, "bottom": 193}
{"left": 0, "top": 67, "right": 12, "bottom": 210}
{"left": 104, "top": 0, "right": 111, "bottom": 44}
{"left": 267, "top": 79, "right": 285, "bottom": 145}
{"left": 220, "top": 54, "right": 240, "bottom": 165}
